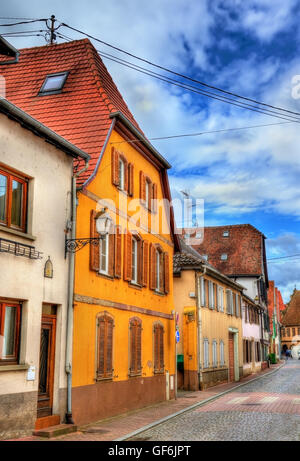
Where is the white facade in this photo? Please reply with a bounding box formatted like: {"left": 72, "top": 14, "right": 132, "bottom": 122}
{"left": 0, "top": 111, "right": 85, "bottom": 439}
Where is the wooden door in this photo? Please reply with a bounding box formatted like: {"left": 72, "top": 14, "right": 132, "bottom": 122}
{"left": 228, "top": 333, "right": 235, "bottom": 382}
{"left": 37, "top": 314, "right": 56, "bottom": 418}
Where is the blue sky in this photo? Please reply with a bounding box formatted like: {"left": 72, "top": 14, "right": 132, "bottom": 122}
{"left": 1, "top": 0, "right": 300, "bottom": 301}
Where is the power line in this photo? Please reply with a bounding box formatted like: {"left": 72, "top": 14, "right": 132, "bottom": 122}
{"left": 61, "top": 22, "right": 300, "bottom": 119}
{"left": 0, "top": 19, "right": 46, "bottom": 27}
{"left": 267, "top": 253, "right": 300, "bottom": 261}
{"left": 57, "top": 31, "right": 300, "bottom": 124}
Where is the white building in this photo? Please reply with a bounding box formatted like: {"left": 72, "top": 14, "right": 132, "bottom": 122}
{"left": 0, "top": 98, "right": 88, "bottom": 439}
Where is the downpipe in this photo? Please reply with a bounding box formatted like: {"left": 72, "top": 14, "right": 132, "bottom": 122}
{"left": 65, "top": 160, "right": 89, "bottom": 424}
{"left": 196, "top": 265, "right": 206, "bottom": 390}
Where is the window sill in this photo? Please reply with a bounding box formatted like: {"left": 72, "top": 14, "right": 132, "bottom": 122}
{"left": 154, "top": 370, "right": 165, "bottom": 375}
{"left": 129, "top": 281, "right": 142, "bottom": 290}
{"left": 95, "top": 376, "right": 113, "bottom": 382}
{"left": 129, "top": 372, "right": 142, "bottom": 378}
{"left": 97, "top": 271, "right": 114, "bottom": 281}
{"left": 0, "top": 363, "right": 30, "bottom": 372}
{"left": 154, "top": 290, "right": 166, "bottom": 297}
{"left": 0, "top": 225, "right": 36, "bottom": 241}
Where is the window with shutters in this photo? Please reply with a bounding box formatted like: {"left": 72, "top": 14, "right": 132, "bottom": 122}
{"left": 220, "top": 340, "right": 225, "bottom": 366}
{"left": 0, "top": 167, "right": 28, "bottom": 232}
{"left": 153, "top": 323, "right": 164, "bottom": 373}
{"left": 96, "top": 313, "right": 114, "bottom": 380}
{"left": 111, "top": 148, "right": 133, "bottom": 195}
{"left": 235, "top": 293, "right": 240, "bottom": 317}
{"left": 132, "top": 237, "right": 138, "bottom": 284}
{"left": 0, "top": 302, "right": 21, "bottom": 364}
{"left": 226, "top": 290, "right": 233, "bottom": 315}
{"left": 212, "top": 340, "right": 217, "bottom": 367}
{"left": 208, "top": 281, "right": 214, "bottom": 309}
{"left": 149, "top": 244, "right": 169, "bottom": 295}
{"left": 139, "top": 171, "right": 157, "bottom": 212}
{"left": 124, "top": 231, "right": 144, "bottom": 287}
{"left": 129, "top": 317, "right": 142, "bottom": 376}
{"left": 90, "top": 211, "right": 117, "bottom": 278}
{"left": 203, "top": 339, "right": 209, "bottom": 368}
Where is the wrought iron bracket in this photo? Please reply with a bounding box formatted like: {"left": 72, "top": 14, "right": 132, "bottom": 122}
{"left": 65, "top": 237, "right": 101, "bottom": 257}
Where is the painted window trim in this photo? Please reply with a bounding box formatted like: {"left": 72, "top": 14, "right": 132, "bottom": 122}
{"left": 0, "top": 167, "right": 28, "bottom": 233}
{"left": 0, "top": 302, "right": 21, "bottom": 365}
{"left": 99, "top": 233, "right": 109, "bottom": 275}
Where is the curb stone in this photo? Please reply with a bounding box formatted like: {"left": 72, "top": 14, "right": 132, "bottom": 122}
{"left": 116, "top": 362, "right": 286, "bottom": 441}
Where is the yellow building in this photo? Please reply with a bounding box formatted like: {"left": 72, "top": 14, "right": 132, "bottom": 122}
{"left": 173, "top": 241, "right": 244, "bottom": 390}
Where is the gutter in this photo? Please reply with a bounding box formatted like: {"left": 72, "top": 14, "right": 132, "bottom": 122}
{"left": 65, "top": 158, "right": 89, "bottom": 424}
{"left": 109, "top": 111, "right": 171, "bottom": 169}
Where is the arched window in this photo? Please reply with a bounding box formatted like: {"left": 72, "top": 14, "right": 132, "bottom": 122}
{"left": 153, "top": 323, "right": 164, "bottom": 373}
{"left": 129, "top": 317, "right": 142, "bottom": 376}
{"left": 96, "top": 313, "right": 114, "bottom": 380}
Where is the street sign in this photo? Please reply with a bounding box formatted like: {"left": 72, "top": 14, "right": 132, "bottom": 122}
{"left": 175, "top": 330, "right": 180, "bottom": 343}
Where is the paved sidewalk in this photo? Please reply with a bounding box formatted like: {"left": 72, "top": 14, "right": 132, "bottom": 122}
{"left": 11, "top": 361, "right": 284, "bottom": 441}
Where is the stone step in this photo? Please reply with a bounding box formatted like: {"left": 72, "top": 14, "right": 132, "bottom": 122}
{"left": 33, "top": 424, "right": 78, "bottom": 438}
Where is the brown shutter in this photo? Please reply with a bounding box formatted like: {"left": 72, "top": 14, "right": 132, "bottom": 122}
{"left": 114, "top": 226, "right": 122, "bottom": 278}
{"left": 90, "top": 210, "right": 100, "bottom": 272}
{"left": 142, "top": 240, "right": 149, "bottom": 287}
{"left": 149, "top": 244, "right": 156, "bottom": 290}
{"left": 136, "top": 321, "right": 142, "bottom": 373}
{"left": 164, "top": 252, "right": 170, "bottom": 294}
{"left": 123, "top": 230, "right": 132, "bottom": 281}
{"left": 140, "top": 171, "right": 146, "bottom": 202}
{"left": 108, "top": 228, "right": 115, "bottom": 276}
{"left": 111, "top": 147, "right": 120, "bottom": 186}
{"left": 154, "top": 325, "right": 159, "bottom": 372}
{"left": 97, "top": 316, "right": 105, "bottom": 377}
{"left": 159, "top": 325, "right": 164, "bottom": 371}
{"left": 128, "top": 163, "right": 134, "bottom": 196}
{"left": 152, "top": 183, "right": 157, "bottom": 212}
{"left": 130, "top": 320, "right": 136, "bottom": 374}
{"left": 159, "top": 251, "right": 164, "bottom": 292}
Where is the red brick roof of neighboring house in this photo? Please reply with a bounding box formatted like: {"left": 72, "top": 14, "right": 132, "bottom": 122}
{"left": 282, "top": 289, "right": 300, "bottom": 326}
{"left": 0, "top": 38, "right": 144, "bottom": 186}
{"left": 183, "top": 224, "right": 268, "bottom": 279}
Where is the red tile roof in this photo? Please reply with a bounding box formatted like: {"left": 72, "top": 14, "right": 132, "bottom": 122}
{"left": 282, "top": 289, "right": 300, "bottom": 326}
{"left": 0, "top": 38, "right": 143, "bottom": 186}
{"left": 267, "top": 281, "right": 286, "bottom": 329}
{"left": 184, "top": 224, "right": 267, "bottom": 277}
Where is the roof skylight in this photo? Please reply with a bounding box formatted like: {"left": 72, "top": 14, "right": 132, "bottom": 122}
{"left": 39, "top": 71, "right": 69, "bottom": 95}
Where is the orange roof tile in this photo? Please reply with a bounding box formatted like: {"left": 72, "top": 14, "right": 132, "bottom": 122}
{"left": 282, "top": 289, "right": 300, "bottom": 326}
{"left": 0, "top": 38, "right": 143, "bottom": 186}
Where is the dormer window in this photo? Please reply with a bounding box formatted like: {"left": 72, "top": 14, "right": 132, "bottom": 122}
{"left": 223, "top": 230, "right": 229, "bottom": 237}
{"left": 39, "top": 71, "right": 69, "bottom": 95}
{"left": 221, "top": 254, "right": 228, "bottom": 261}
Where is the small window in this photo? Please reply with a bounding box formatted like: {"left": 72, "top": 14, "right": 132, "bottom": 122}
{"left": 0, "top": 303, "right": 21, "bottom": 364}
{"left": 0, "top": 167, "right": 28, "bottom": 232}
{"left": 99, "top": 234, "right": 109, "bottom": 275}
{"left": 39, "top": 71, "right": 69, "bottom": 95}
{"left": 223, "top": 230, "right": 229, "bottom": 237}
{"left": 202, "top": 254, "right": 208, "bottom": 261}
{"left": 196, "top": 232, "right": 202, "bottom": 239}
{"left": 221, "top": 254, "right": 228, "bottom": 261}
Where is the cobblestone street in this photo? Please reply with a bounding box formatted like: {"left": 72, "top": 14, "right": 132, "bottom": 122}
{"left": 129, "top": 360, "right": 300, "bottom": 441}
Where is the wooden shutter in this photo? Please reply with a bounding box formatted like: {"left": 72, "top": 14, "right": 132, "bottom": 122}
{"left": 164, "top": 252, "right": 170, "bottom": 294}
{"left": 123, "top": 230, "right": 132, "bottom": 281}
{"left": 149, "top": 243, "right": 156, "bottom": 290}
{"left": 154, "top": 324, "right": 164, "bottom": 373}
{"left": 114, "top": 226, "right": 122, "bottom": 278}
{"left": 90, "top": 210, "right": 100, "bottom": 272}
{"left": 128, "top": 163, "right": 134, "bottom": 196}
{"left": 123, "top": 158, "right": 129, "bottom": 192}
{"left": 111, "top": 147, "right": 120, "bottom": 186}
{"left": 159, "top": 251, "right": 164, "bottom": 292}
{"left": 140, "top": 171, "right": 146, "bottom": 202}
{"left": 142, "top": 240, "right": 149, "bottom": 287}
{"left": 108, "top": 228, "right": 115, "bottom": 276}
{"left": 97, "top": 314, "right": 114, "bottom": 379}
{"left": 130, "top": 318, "right": 142, "bottom": 375}
{"left": 152, "top": 183, "right": 157, "bottom": 212}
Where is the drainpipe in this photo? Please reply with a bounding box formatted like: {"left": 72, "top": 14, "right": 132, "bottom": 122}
{"left": 65, "top": 160, "right": 89, "bottom": 424}
{"left": 196, "top": 265, "right": 206, "bottom": 390}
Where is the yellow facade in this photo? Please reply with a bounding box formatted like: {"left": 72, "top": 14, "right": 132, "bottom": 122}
{"left": 174, "top": 267, "right": 243, "bottom": 390}
{"left": 72, "top": 127, "right": 176, "bottom": 424}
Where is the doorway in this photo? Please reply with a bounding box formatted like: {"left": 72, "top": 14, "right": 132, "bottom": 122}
{"left": 37, "top": 309, "right": 56, "bottom": 419}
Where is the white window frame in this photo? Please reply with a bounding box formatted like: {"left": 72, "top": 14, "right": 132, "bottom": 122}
{"left": 212, "top": 340, "right": 217, "bottom": 367}
{"left": 218, "top": 286, "right": 224, "bottom": 312}
{"left": 131, "top": 237, "right": 138, "bottom": 284}
{"left": 220, "top": 340, "right": 225, "bottom": 366}
{"left": 200, "top": 277, "right": 206, "bottom": 307}
{"left": 99, "top": 233, "right": 109, "bottom": 275}
{"left": 204, "top": 339, "right": 209, "bottom": 368}
{"left": 221, "top": 253, "right": 228, "bottom": 261}
{"left": 119, "top": 158, "right": 125, "bottom": 190}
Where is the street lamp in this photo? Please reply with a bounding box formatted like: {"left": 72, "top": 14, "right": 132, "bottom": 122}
{"left": 65, "top": 208, "right": 113, "bottom": 255}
